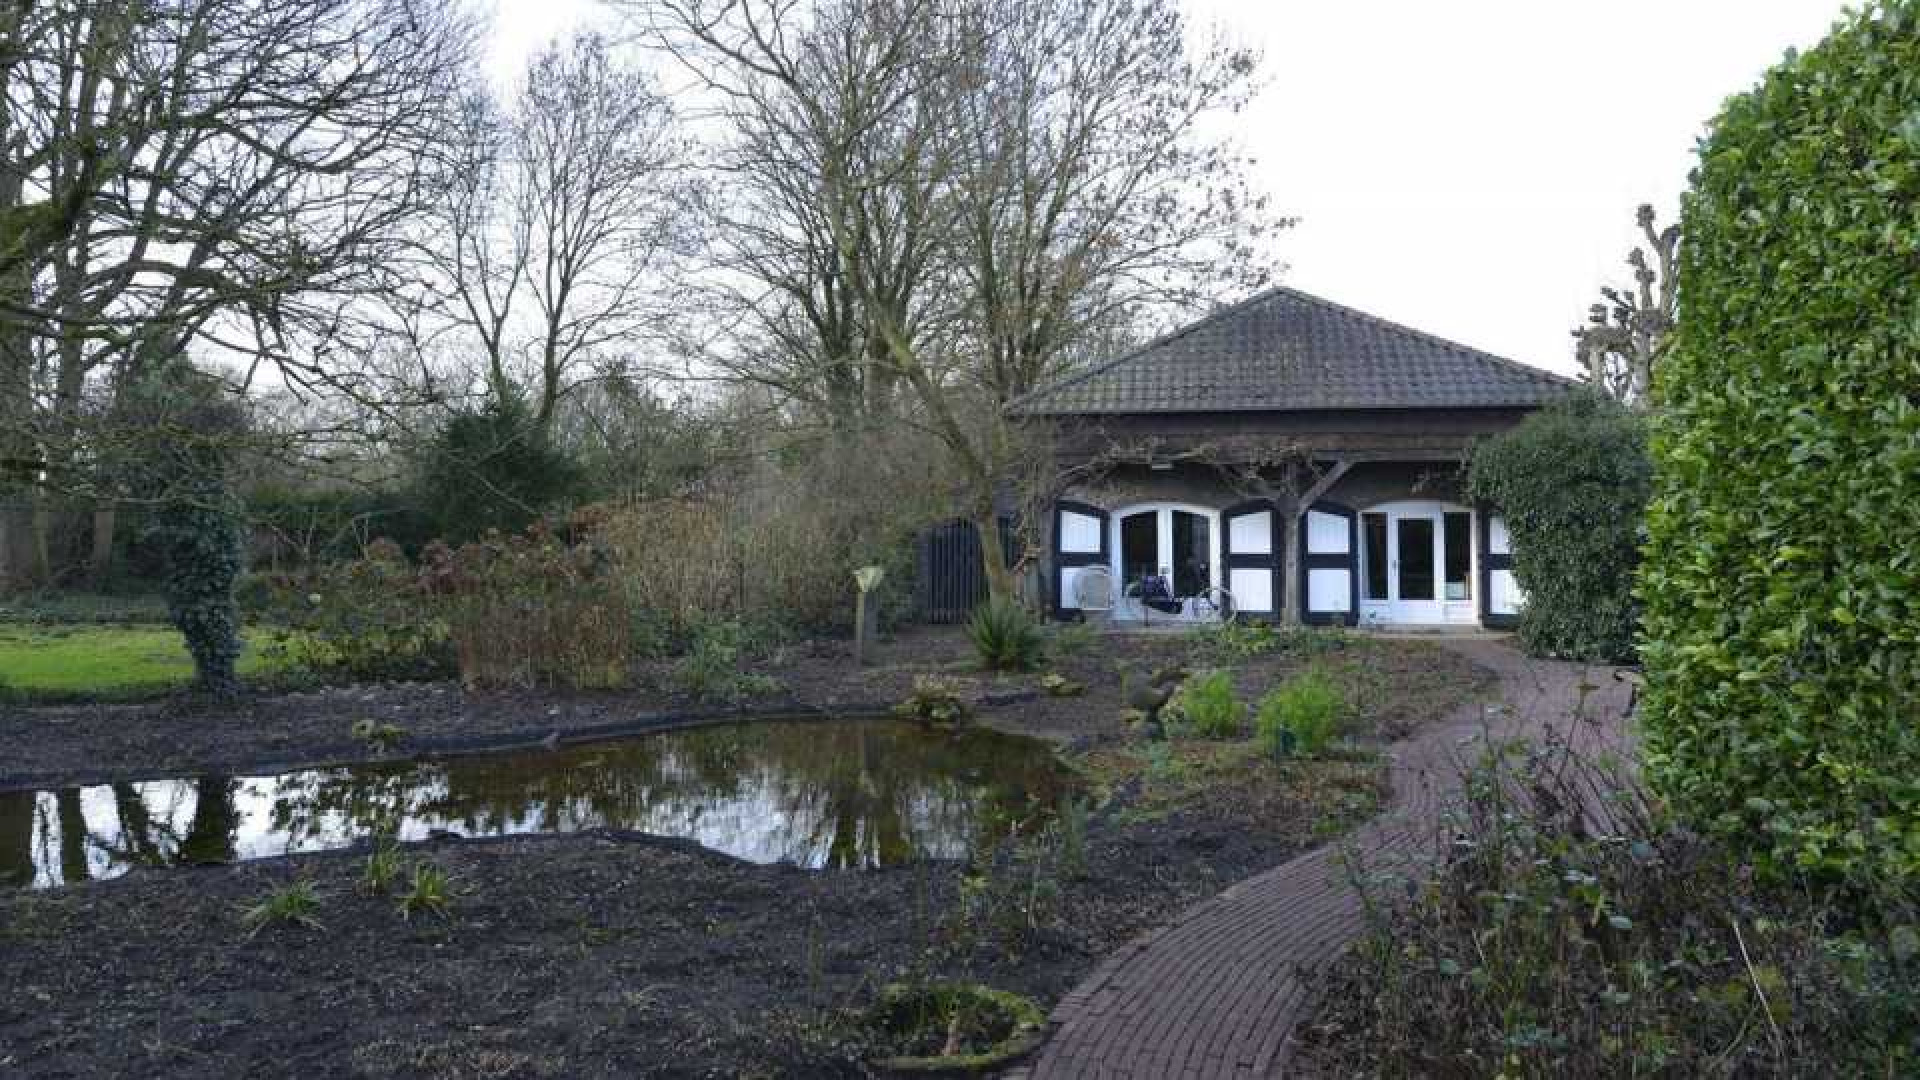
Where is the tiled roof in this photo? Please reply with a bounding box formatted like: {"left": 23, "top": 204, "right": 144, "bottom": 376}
{"left": 1009, "top": 287, "right": 1578, "bottom": 415}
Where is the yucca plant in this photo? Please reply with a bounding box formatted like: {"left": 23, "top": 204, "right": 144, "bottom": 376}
{"left": 966, "top": 598, "right": 1044, "bottom": 671}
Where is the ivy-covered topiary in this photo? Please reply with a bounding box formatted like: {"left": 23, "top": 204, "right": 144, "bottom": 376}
{"left": 1640, "top": 2, "right": 1920, "bottom": 887}
{"left": 125, "top": 364, "right": 249, "bottom": 696}
{"left": 1467, "top": 392, "right": 1651, "bottom": 664}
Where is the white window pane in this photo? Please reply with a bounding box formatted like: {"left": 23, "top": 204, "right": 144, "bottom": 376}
{"left": 1308, "top": 567, "right": 1351, "bottom": 612}
{"left": 1228, "top": 511, "right": 1273, "bottom": 555}
{"left": 1060, "top": 511, "right": 1102, "bottom": 554}
{"left": 1229, "top": 567, "right": 1273, "bottom": 612}
{"left": 1306, "top": 511, "right": 1349, "bottom": 554}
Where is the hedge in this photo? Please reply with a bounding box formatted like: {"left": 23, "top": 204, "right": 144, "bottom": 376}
{"left": 1639, "top": 2, "right": 1920, "bottom": 887}
{"left": 1467, "top": 393, "right": 1650, "bottom": 664}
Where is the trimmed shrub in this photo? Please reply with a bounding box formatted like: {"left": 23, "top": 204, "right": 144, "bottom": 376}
{"left": 966, "top": 598, "right": 1045, "bottom": 672}
{"left": 1640, "top": 2, "right": 1920, "bottom": 888}
{"left": 1467, "top": 392, "right": 1651, "bottom": 663}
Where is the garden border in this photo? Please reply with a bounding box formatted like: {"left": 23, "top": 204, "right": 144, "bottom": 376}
{"left": 0, "top": 689, "right": 1043, "bottom": 793}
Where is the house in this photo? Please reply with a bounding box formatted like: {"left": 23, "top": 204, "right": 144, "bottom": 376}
{"left": 1010, "top": 287, "right": 1577, "bottom": 629}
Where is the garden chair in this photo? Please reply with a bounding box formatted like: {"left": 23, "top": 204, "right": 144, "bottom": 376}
{"left": 1072, "top": 565, "right": 1115, "bottom": 618}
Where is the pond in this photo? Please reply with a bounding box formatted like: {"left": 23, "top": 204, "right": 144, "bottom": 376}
{"left": 0, "top": 718, "right": 1076, "bottom": 889}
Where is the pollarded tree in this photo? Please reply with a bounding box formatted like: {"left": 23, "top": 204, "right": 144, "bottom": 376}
{"left": 1573, "top": 204, "right": 1678, "bottom": 409}
{"left": 1640, "top": 0, "right": 1920, "bottom": 887}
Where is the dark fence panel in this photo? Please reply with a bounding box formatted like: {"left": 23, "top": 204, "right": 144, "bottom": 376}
{"left": 915, "top": 517, "right": 1018, "bottom": 623}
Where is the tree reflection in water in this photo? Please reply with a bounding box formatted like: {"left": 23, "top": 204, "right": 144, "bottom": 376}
{"left": 4, "top": 719, "right": 1074, "bottom": 888}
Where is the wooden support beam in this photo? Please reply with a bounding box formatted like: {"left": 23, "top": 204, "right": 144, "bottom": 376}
{"left": 1294, "top": 459, "right": 1354, "bottom": 514}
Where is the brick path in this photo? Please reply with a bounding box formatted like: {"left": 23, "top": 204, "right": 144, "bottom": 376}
{"left": 1020, "top": 639, "right": 1635, "bottom": 1079}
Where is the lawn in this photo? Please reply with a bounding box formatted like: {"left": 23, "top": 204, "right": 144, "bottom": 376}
{"left": 0, "top": 622, "right": 288, "bottom": 701}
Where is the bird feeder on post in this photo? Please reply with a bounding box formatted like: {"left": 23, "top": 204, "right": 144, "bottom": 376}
{"left": 853, "top": 566, "right": 885, "bottom": 666}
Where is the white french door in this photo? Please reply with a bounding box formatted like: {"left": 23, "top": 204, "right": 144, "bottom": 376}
{"left": 1360, "top": 501, "right": 1476, "bottom": 625}
{"left": 1112, "top": 504, "right": 1222, "bottom": 620}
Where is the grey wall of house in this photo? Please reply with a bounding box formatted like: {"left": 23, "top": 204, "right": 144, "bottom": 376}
{"left": 1045, "top": 406, "right": 1531, "bottom": 462}
{"left": 1056, "top": 461, "right": 1467, "bottom": 516}
{"left": 1321, "top": 461, "right": 1468, "bottom": 509}
{"left": 1058, "top": 463, "right": 1247, "bottom": 511}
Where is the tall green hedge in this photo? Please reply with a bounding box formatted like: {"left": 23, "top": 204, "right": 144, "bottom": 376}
{"left": 1641, "top": 2, "right": 1920, "bottom": 887}
{"left": 1467, "top": 393, "right": 1650, "bottom": 664}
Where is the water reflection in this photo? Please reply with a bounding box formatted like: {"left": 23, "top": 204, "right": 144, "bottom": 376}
{"left": 1, "top": 719, "right": 1073, "bottom": 889}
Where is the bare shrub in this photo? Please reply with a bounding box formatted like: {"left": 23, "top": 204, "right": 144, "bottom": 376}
{"left": 596, "top": 430, "right": 945, "bottom": 638}
{"left": 426, "top": 529, "right": 634, "bottom": 691}
{"left": 1303, "top": 723, "right": 1920, "bottom": 1077}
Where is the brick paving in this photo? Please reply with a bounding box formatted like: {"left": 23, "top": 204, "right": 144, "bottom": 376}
{"left": 1019, "top": 639, "right": 1636, "bottom": 1079}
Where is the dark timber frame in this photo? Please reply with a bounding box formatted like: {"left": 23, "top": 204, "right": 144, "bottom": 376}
{"left": 1299, "top": 499, "right": 1360, "bottom": 626}
{"left": 1051, "top": 500, "right": 1109, "bottom": 617}
{"left": 1220, "top": 498, "right": 1281, "bottom": 619}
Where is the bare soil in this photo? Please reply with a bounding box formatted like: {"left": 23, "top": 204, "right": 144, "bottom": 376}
{"left": 0, "top": 628, "right": 1493, "bottom": 1078}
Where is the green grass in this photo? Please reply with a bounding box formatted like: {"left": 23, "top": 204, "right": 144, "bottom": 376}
{"left": 0, "top": 621, "right": 291, "bottom": 702}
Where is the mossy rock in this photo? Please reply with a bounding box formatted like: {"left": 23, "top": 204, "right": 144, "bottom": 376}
{"left": 867, "top": 981, "right": 1046, "bottom": 1075}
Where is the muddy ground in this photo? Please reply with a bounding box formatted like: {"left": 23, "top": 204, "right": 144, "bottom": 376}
{"left": 0, "top": 629, "right": 1493, "bottom": 1078}
{"left": 0, "top": 627, "right": 1483, "bottom": 789}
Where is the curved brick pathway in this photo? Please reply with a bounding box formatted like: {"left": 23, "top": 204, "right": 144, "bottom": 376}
{"left": 1022, "top": 638, "right": 1635, "bottom": 1079}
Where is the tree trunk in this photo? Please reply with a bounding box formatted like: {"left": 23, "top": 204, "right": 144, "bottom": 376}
{"left": 56, "top": 789, "right": 88, "bottom": 885}
{"left": 29, "top": 498, "right": 54, "bottom": 584}
{"left": 976, "top": 511, "right": 1016, "bottom": 603}
{"left": 0, "top": 790, "right": 36, "bottom": 887}
{"left": 88, "top": 505, "right": 116, "bottom": 584}
{"left": 1278, "top": 501, "right": 1302, "bottom": 627}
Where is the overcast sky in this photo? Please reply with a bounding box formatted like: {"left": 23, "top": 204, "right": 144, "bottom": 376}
{"left": 485, "top": 0, "right": 1850, "bottom": 375}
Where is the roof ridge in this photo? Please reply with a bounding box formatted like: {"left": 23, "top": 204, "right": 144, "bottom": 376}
{"left": 1005, "top": 285, "right": 1291, "bottom": 413}
{"left": 1270, "top": 286, "right": 1578, "bottom": 387}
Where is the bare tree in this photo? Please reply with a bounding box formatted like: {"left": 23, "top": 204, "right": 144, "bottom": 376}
{"left": 631, "top": 0, "right": 1282, "bottom": 598}
{"left": 0, "top": 0, "right": 477, "bottom": 581}
{"left": 409, "top": 31, "right": 696, "bottom": 436}
{"left": 633, "top": 0, "right": 948, "bottom": 432}
{"left": 1575, "top": 203, "right": 1678, "bottom": 409}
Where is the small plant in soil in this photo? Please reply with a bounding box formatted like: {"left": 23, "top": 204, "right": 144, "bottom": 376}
{"left": 1053, "top": 794, "right": 1091, "bottom": 880}
{"left": 1256, "top": 667, "right": 1346, "bottom": 758}
{"left": 361, "top": 839, "right": 404, "bottom": 894}
{"left": 865, "top": 981, "right": 1045, "bottom": 1069}
{"left": 350, "top": 717, "right": 407, "bottom": 754}
{"left": 672, "top": 619, "right": 782, "bottom": 703}
{"left": 1039, "top": 672, "right": 1085, "bottom": 697}
{"left": 1167, "top": 669, "right": 1244, "bottom": 738}
{"left": 966, "top": 598, "right": 1044, "bottom": 671}
{"left": 1046, "top": 621, "right": 1099, "bottom": 659}
{"left": 240, "top": 879, "right": 323, "bottom": 938}
{"left": 1140, "top": 740, "right": 1187, "bottom": 786}
{"left": 894, "top": 675, "right": 970, "bottom": 725}
{"left": 398, "top": 863, "right": 454, "bottom": 921}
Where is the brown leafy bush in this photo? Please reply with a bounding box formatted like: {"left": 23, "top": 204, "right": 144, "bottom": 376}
{"left": 427, "top": 527, "right": 634, "bottom": 691}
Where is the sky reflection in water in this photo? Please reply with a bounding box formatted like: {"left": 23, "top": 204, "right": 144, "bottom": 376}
{"left": 1, "top": 718, "right": 1074, "bottom": 889}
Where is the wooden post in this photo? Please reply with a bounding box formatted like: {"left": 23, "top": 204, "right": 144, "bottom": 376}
{"left": 1280, "top": 458, "right": 1353, "bottom": 626}
{"left": 853, "top": 565, "right": 885, "bottom": 666}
